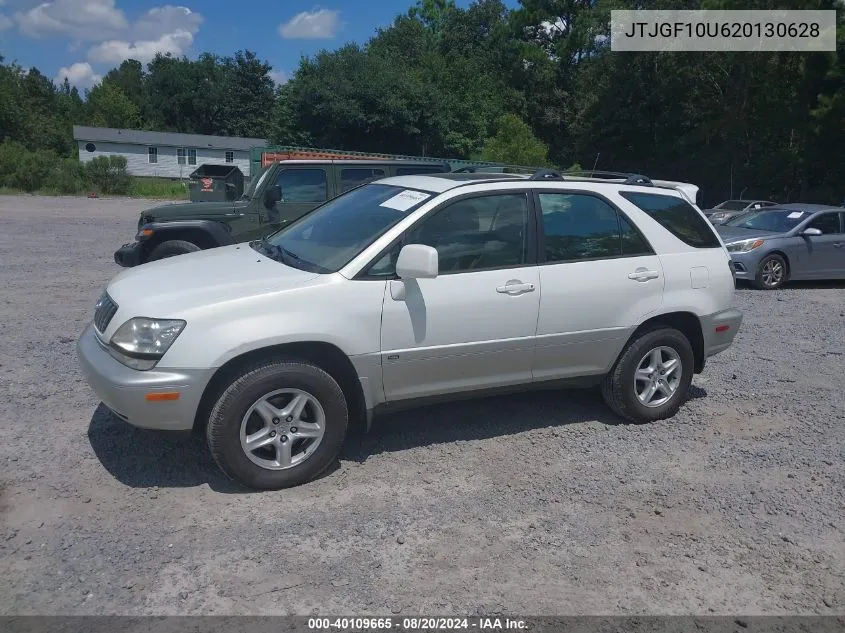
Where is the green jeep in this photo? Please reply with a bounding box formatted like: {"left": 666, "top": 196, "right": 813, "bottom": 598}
{"left": 114, "top": 159, "right": 450, "bottom": 267}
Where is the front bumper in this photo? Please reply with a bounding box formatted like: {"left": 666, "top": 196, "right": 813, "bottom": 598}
{"left": 700, "top": 308, "right": 743, "bottom": 359}
{"left": 76, "top": 323, "right": 214, "bottom": 431}
{"left": 727, "top": 251, "right": 764, "bottom": 282}
{"left": 114, "top": 242, "right": 144, "bottom": 267}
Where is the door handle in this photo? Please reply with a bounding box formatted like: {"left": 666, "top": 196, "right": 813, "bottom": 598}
{"left": 628, "top": 268, "right": 660, "bottom": 282}
{"left": 496, "top": 281, "right": 535, "bottom": 295}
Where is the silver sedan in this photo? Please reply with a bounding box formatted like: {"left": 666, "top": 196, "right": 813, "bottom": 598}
{"left": 716, "top": 204, "right": 845, "bottom": 289}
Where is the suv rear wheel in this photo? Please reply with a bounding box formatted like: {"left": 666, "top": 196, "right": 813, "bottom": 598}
{"left": 206, "top": 359, "right": 348, "bottom": 490}
{"left": 601, "top": 326, "right": 694, "bottom": 424}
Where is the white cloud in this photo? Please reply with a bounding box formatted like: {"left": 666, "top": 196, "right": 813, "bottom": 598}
{"left": 278, "top": 8, "right": 340, "bottom": 39}
{"left": 0, "top": 13, "right": 13, "bottom": 30}
{"left": 88, "top": 29, "right": 194, "bottom": 64}
{"left": 269, "top": 69, "right": 287, "bottom": 85}
{"left": 132, "top": 5, "right": 202, "bottom": 40}
{"left": 56, "top": 61, "right": 101, "bottom": 88}
{"left": 15, "top": 0, "right": 127, "bottom": 39}
{"left": 14, "top": 2, "right": 204, "bottom": 68}
{"left": 84, "top": 5, "right": 202, "bottom": 65}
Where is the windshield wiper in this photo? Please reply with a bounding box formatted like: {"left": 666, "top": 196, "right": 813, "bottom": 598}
{"left": 253, "top": 239, "right": 305, "bottom": 268}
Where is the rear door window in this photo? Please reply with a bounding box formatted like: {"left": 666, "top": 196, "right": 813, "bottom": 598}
{"left": 340, "top": 168, "right": 386, "bottom": 192}
{"left": 620, "top": 191, "right": 721, "bottom": 248}
{"left": 537, "top": 193, "right": 654, "bottom": 262}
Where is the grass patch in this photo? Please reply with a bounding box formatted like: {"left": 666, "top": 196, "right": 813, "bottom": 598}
{"left": 128, "top": 178, "right": 189, "bottom": 200}
{"left": 0, "top": 177, "right": 190, "bottom": 200}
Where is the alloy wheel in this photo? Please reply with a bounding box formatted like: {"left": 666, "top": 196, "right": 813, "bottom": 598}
{"left": 633, "top": 346, "right": 683, "bottom": 408}
{"left": 239, "top": 388, "right": 326, "bottom": 470}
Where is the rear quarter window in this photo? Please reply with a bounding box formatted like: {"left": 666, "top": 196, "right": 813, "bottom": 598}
{"left": 620, "top": 191, "right": 721, "bottom": 248}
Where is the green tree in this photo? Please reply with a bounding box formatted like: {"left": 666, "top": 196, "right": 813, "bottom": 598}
{"left": 86, "top": 82, "right": 141, "bottom": 128}
{"left": 481, "top": 114, "right": 550, "bottom": 166}
{"left": 219, "top": 50, "right": 275, "bottom": 137}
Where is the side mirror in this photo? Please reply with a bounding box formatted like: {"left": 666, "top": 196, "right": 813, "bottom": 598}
{"left": 264, "top": 184, "right": 282, "bottom": 207}
{"left": 396, "top": 244, "right": 438, "bottom": 279}
{"left": 801, "top": 227, "right": 822, "bottom": 237}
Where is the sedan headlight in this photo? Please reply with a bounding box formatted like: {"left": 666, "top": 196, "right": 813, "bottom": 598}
{"left": 726, "top": 239, "right": 765, "bottom": 253}
{"left": 110, "top": 318, "right": 186, "bottom": 368}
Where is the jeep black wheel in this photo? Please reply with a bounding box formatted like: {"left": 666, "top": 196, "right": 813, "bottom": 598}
{"left": 206, "top": 359, "right": 348, "bottom": 490}
{"left": 601, "top": 326, "right": 694, "bottom": 424}
{"left": 147, "top": 239, "right": 200, "bottom": 262}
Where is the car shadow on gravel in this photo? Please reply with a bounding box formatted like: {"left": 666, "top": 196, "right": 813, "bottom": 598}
{"left": 736, "top": 280, "right": 845, "bottom": 291}
{"left": 86, "top": 386, "right": 708, "bottom": 491}
{"left": 341, "top": 386, "right": 707, "bottom": 462}
{"left": 86, "top": 403, "right": 250, "bottom": 494}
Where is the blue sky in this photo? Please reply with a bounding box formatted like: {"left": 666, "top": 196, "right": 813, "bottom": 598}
{"left": 0, "top": 0, "right": 519, "bottom": 90}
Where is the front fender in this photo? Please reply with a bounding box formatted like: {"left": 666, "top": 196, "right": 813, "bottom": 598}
{"left": 138, "top": 219, "right": 236, "bottom": 248}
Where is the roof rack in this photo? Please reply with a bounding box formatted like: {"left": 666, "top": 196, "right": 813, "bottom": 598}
{"left": 529, "top": 168, "right": 564, "bottom": 181}
{"left": 561, "top": 170, "right": 653, "bottom": 186}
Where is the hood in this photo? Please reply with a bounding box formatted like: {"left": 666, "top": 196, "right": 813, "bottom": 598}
{"left": 105, "top": 244, "right": 320, "bottom": 319}
{"left": 143, "top": 199, "right": 251, "bottom": 220}
{"left": 716, "top": 226, "right": 782, "bottom": 243}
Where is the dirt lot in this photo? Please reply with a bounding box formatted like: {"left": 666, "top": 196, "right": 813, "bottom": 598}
{"left": 0, "top": 194, "right": 843, "bottom": 616}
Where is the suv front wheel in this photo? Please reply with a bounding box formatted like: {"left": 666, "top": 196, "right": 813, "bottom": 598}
{"left": 601, "top": 326, "right": 694, "bottom": 424}
{"left": 206, "top": 359, "right": 349, "bottom": 489}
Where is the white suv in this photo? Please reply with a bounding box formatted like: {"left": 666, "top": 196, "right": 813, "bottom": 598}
{"left": 77, "top": 170, "right": 743, "bottom": 490}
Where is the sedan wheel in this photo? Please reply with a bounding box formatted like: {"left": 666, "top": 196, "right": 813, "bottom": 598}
{"left": 754, "top": 254, "right": 787, "bottom": 290}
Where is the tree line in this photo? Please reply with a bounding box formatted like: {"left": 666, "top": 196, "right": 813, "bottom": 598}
{"left": 1, "top": 0, "right": 843, "bottom": 205}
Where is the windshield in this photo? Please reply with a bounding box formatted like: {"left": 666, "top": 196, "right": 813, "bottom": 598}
{"left": 725, "top": 209, "right": 806, "bottom": 232}
{"left": 243, "top": 164, "right": 273, "bottom": 199}
{"left": 716, "top": 200, "right": 748, "bottom": 211}
{"left": 258, "top": 183, "right": 433, "bottom": 272}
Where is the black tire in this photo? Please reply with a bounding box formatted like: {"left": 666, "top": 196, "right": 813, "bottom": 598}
{"left": 206, "top": 359, "right": 348, "bottom": 490}
{"left": 752, "top": 253, "right": 787, "bottom": 290}
{"left": 147, "top": 239, "right": 201, "bottom": 262}
{"left": 601, "top": 326, "right": 694, "bottom": 424}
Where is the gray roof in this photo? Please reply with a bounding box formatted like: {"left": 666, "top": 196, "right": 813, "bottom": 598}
{"left": 768, "top": 203, "right": 842, "bottom": 212}
{"left": 73, "top": 125, "right": 267, "bottom": 151}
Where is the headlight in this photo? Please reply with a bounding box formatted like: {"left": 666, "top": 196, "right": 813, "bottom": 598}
{"left": 110, "top": 317, "right": 186, "bottom": 361}
{"left": 726, "top": 239, "right": 765, "bottom": 253}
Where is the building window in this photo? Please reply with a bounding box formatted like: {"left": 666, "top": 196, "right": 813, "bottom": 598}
{"left": 225, "top": 151, "right": 234, "bottom": 163}
{"left": 177, "top": 148, "right": 186, "bottom": 165}
{"left": 84, "top": 142, "right": 96, "bottom": 153}
{"left": 188, "top": 148, "right": 197, "bottom": 165}
{"left": 148, "top": 147, "right": 158, "bottom": 164}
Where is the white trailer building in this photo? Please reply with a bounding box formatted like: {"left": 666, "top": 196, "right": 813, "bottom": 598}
{"left": 72, "top": 126, "right": 267, "bottom": 179}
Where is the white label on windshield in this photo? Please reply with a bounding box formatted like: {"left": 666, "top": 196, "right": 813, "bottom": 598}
{"left": 787, "top": 211, "right": 804, "bottom": 219}
{"left": 380, "top": 190, "right": 431, "bottom": 212}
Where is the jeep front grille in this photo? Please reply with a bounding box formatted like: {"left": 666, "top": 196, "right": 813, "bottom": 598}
{"left": 94, "top": 292, "right": 118, "bottom": 333}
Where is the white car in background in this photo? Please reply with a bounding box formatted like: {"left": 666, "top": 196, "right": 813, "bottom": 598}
{"left": 77, "top": 169, "right": 742, "bottom": 490}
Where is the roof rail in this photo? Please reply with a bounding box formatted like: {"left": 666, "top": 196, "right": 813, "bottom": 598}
{"left": 562, "top": 170, "right": 653, "bottom": 186}
{"left": 529, "top": 168, "right": 564, "bottom": 181}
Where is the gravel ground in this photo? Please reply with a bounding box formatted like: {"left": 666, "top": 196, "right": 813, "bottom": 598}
{"left": 0, "top": 194, "right": 843, "bottom": 616}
